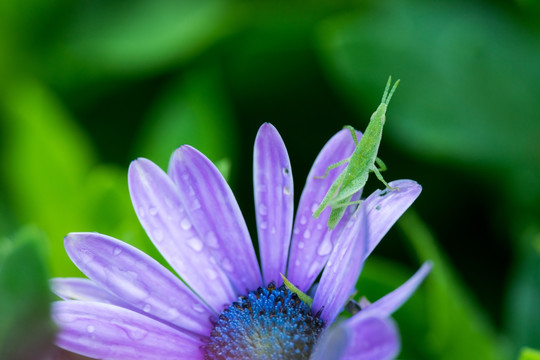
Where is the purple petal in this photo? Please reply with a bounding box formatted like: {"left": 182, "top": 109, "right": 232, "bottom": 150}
{"left": 309, "top": 325, "right": 349, "bottom": 360}
{"left": 53, "top": 301, "right": 204, "bottom": 360}
{"left": 64, "top": 232, "right": 214, "bottom": 336}
{"left": 287, "top": 129, "right": 361, "bottom": 292}
{"left": 360, "top": 262, "right": 432, "bottom": 318}
{"left": 50, "top": 277, "right": 128, "bottom": 307}
{"left": 253, "top": 123, "right": 294, "bottom": 285}
{"left": 362, "top": 179, "right": 422, "bottom": 260}
{"left": 341, "top": 316, "right": 400, "bottom": 360}
{"left": 168, "top": 145, "right": 262, "bottom": 294}
{"left": 312, "top": 206, "right": 368, "bottom": 324}
{"left": 128, "top": 158, "right": 236, "bottom": 311}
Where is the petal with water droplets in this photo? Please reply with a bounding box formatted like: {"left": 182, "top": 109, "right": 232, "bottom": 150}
{"left": 50, "top": 277, "right": 128, "bottom": 307}
{"left": 253, "top": 123, "right": 294, "bottom": 285}
{"left": 64, "top": 232, "right": 214, "bottom": 336}
{"left": 168, "top": 145, "right": 262, "bottom": 294}
{"left": 129, "top": 158, "right": 236, "bottom": 311}
{"left": 53, "top": 301, "right": 205, "bottom": 360}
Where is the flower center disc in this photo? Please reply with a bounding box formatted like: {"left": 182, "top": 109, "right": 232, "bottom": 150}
{"left": 204, "top": 283, "right": 324, "bottom": 360}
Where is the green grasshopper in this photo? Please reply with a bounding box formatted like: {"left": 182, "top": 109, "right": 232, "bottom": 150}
{"left": 312, "top": 77, "right": 400, "bottom": 229}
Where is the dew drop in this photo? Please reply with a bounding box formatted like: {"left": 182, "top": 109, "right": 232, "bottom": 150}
{"left": 298, "top": 241, "right": 305, "bottom": 249}
{"left": 87, "top": 325, "right": 95, "bottom": 333}
{"left": 206, "top": 231, "right": 219, "bottom": 249}
{"left": 311, "top": 203, "right": 319, "bottom": 213}
{"left": 317, "top": 238, "right": 333, "bottom": 256}
{"left": 192, "top": 304, "right": 205, "bottom": 313}
{"left": 303, "top": 230, "right": 311, "bottom": 239}
{"left": 260, "top": 221, "right": 268, "bottom": 230}
{"left": 222, "top": 258, "right": 234, "bottom": 272}
{"left": 191, "top": 199, "right": 201, "bottom": 210}
{"left": 168, "top": 308, "right": 180, "bottom": 319}
{"left": 270, "top": 226, "right": 276, "bottom": 234}
{"left": 187, "top": 237, "right": 204, "bottom": 252}
{"left": 149, "top": 207, "right": 158, "bottom": 216}
{"left": 300, "top": 216, "right": 307, "bottom": 225}
{"left": 316, "top": 223, "right": 323, "bottom": 230}
{"left": 283, "top": 186, "right": 291, "bottom": 195}
{"left": 295, "top": 260, "right": 301, "bottom": 267}
{"left": 143, "top": 304, "right": 151, "bottom": 312}
{"left": 138, "top": 207, "right": 145, "bottom": 217}
{"left": 282, "top": 168, "right": 290, "bottom": 176}
{"left": 258, "top": 203, "right": 268, "bottom": 216}
{"left": 180, "top": 219, "right": 192, "bottom": 230}
{"left": 128, "top": 327, "right": 148, "bottom": 341}
{"left": 205, "top": 269, "right": 218, "bottom": 280}
{"left": 293, "top": 227, "right": 300, "bottom": 235}
{"left": 80, "top": 249, "right": 95, "bottom": 263}
{"left": 375, "top": 205, "right": 381, "bottom": 211}
{"left": 113, "top": 247, "right": 122, "bottom": 256}
{"left": 153, "top": 229, "right": 164, "bottom": 243}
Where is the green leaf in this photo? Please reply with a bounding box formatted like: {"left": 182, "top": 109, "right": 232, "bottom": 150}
{"left": 520, "top": 348, "right": 540, "bottom": 360}
{"left": 396, "top": 210, "right": 508, "bottom": 359}
{"left": 0, "top": 77, "right": 95, "bottom": 276}
{"left": 52, "top": 0, "right": 233, "bottom": 80}
{"left": 0, "top": 227, "right": 55, "bottom": 359}
{"left": 506, "top": 230, "right": 540, "bottom": 355}
{"left": 134, "top": 63, "right": 239, "bottom": 174}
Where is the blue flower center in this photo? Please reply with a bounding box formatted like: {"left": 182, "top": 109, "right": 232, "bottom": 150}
{"left": 204, "top": 283, "right": 324, "bottom": 360}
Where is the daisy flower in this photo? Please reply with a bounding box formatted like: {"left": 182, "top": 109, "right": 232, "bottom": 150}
{"left": 51, "top": 123, "right": 431, "bottom": 360}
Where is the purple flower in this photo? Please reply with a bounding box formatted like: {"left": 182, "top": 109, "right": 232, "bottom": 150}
{"left": 51, "top": 123, "right": 431, "bottom": 360}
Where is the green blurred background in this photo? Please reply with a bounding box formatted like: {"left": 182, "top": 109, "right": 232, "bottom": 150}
{"left": 1, "top": 0, "right": 540, "bottom": 358}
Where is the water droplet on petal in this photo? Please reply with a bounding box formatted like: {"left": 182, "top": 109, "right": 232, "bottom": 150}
{"left": 375, "top": 205, "right": 381, "bottom": 211}
{"left": 293, "top": 227, "right": 300, "bottom": 235}
{"left": 180, "top": 219, "right": 192, "bottom": 230}
{"left": 303, "top": 230, "right": 311, "bottom": 239}
{"left": 282, "top": 168, "right": 290, "bottom": 176}
{"left": 192, "top": 304, "right": 205, "bottom": 313}
{"left": 222, "top": 258, "right": 234, "bottom": 272}
{"left": 295, "top": 260, "right": 301, "bottom": 267}
{"left": 206, "top": 231, "right": 219, "bottom": 248}
{"left": 205, "top": 269, "right": 218, "bottom": 280}
{"left": 317, "top": 238, "right": 333, "bottom": 256}
{"left": 283, "top": 186, "right": 291, "bottom": 195}
{"left": 300, "top": 216, "right": 307, "bottom": 225}
{"left": 153, "top": 229, "right": 164, "bottom": 243}
{"left": 149, "top": 207, "right": 158, "bottom": 216}
{"left": 270, "top": 226, "right": 276, "bottom": 234}
{"left": 298, "top": 241, "right": 305, "bottom": 249}
{"left": 87, "top": 325, "right": 95, "bottom": 333}
{"left": 258, "top": 203, "right": 268, "bottom": 216}
{"left": 127, "top": 327, "right": 148, "bottom": 340}
{"left": 168, "top": 308, "right": 180, "bottom": 319}
{"left": 311, "top": 203, "right": 319, "bottom": 213}
{"left": 187, "top": 237, "right": 204, "bottom": 252}
{"left": 191, "top": 199, "right": 201, "bottom": 210}
{"left": 143, "top": 304, "right": 151, "bottom": 312}
{"left": 138, "top": 207, "right": 145, "bottom": 217}
{"left": 260, "top": 221, "right": 268, "bottom": 230}
{"left": 316, "top": 223, "right": 323, "bottom": 230}
{"left": 113, "top": 247, "right": 122, "bottom": 256}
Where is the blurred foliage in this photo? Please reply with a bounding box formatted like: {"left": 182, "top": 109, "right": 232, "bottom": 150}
{"left": 0, "top": 227, "right": 55, "bottom": 359}
{"left": 1, "top": 0, "right": 540, "bottom": 358}
{"left": 520, "top": 348, "right": 540, "bottom": 360}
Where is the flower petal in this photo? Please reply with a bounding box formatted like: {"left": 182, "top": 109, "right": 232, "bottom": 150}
{"left": 50, "top": 277, "right": 127, "bottom": 307}
{"left": 341, "top": 316, "right": 400, "bottom": 360}
{"left": 362, "top": 179, "right": 422, "bottom": 260}
{"left": 168, "top": 145, "right": 262, "bottom": 294}
{"left": 64, "top": 232, "right": 214, "bottom": 336}
{"left": 360, "top": 261, "right": 432, "bottom": 318}
{"left": 312, "top": 206, "right": 368, "bottom": 324}
{"left": 253, "top": 123, "right": 294, "bottom": 285}
{"left": 53, "top": 301, "right": 204, "bottom": 360}
{"left": 287, "top": 129, "right": 360, "bottom": 292}
{"left": 309, "top": 324, "right": 350, "bottom": 360}
{"left": 128, "top": 158, "right": 236, "bottom": 310}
